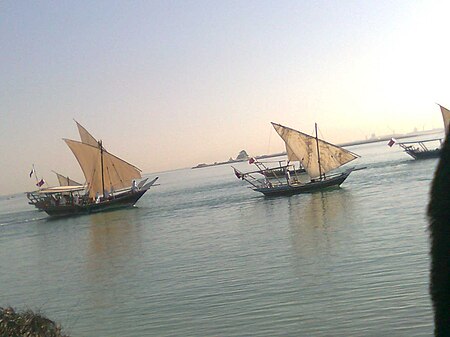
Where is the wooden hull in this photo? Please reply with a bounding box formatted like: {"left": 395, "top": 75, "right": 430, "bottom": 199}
{"left": 254, "top": 171, "right": 351, "bottom": 197}
{"left": 405, "top": 149, "right": 440, "bottom": 160}
{"left": 38, "top": 190, "right": 147, "bottom": 217}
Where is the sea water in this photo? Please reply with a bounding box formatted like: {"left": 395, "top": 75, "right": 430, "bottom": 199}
{"left": 0, "top": 139, "right": 437, "bottom": 336}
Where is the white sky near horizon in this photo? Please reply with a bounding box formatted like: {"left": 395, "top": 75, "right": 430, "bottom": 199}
{"left": 1, "top": 0, "right": 450, "bottom": 195}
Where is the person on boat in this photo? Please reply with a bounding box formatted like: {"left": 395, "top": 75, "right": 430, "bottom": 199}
{"left": 285, "top": 170, "right": 291, "bottom": 185}
{"left": 106, "top": 189, "right": 114, "bottom": 200}
{"left": 132, "top": 180, "right": 138, "bottom": 192}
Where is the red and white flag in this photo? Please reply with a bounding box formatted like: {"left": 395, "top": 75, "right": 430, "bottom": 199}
{"left": 248, "top": 157, "right": 255, "bottom": 164}
{"left": 387, "top": 138, "right": 396, "bottom": 147}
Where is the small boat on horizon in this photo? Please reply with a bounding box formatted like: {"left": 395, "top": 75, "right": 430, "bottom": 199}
{"left": 388, "top": 104, "right": 450, "bottom": 159}
{"left": 234, "top": 122, "right": 360, "bottom": 197}
{"left": 27, "top": 121, "right": 158, "bottom": 217}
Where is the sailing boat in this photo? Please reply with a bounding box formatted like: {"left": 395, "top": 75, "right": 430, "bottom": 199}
{"left": 388, "top": 104, "right": 450, "bottom": 160}
{"left": 27, "top": 121, "right": 158, "bottom": 217}
{"left": 234, "top": 122, "right": 359, "bottom": 196}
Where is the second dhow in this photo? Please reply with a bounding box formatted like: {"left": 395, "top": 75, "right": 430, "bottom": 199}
{"left": 234, "top": 122, "right": 360, "bottom": 196}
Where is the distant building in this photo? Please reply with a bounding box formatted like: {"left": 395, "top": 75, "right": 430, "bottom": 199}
{"left": 236, "top": 150, "right": 249, "bottom": 161}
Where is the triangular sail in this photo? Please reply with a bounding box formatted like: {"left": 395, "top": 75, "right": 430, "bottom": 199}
{"left": 53, "top": 171, "right": 82, "bottom": 186}
{"left": 75, "top": 120, "right": 99, "bottom": 147}
{"left": 272, "top": 122, "right": 358, "bottom": 179}
{"left": 286, "top": 144, "right": 300, "bottom": 162}
{"left": 64, "top": 139, "right": 142, "bottom": 198}
{"left": 439, "top": 105, "right": 450, "bottom": 135}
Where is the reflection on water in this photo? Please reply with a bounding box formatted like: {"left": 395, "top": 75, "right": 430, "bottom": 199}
{"left": 84, "top": 209, "right": 147, "bottom": 313}
{"left": 294, "top": 190, "right": 350, "bottom": 227}
{"left": 87, "top": 209, "right": 142, "bottom": 273}
{"left": 289, "top": 189, "right": 353, "bottom": 230}
{"left": 287, "top": 189, "right": 354, "bottom": 259}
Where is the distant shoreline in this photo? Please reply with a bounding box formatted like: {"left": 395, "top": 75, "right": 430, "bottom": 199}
{"left": 191, "top": 128, "right": 444, "bottom": 169}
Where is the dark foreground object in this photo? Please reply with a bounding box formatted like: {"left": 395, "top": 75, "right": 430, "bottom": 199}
{"left": 0, "top": 307, "right": 69, "bottom": 337}
{"left": 428, "top": 131, "right": 450, "bottom": 336}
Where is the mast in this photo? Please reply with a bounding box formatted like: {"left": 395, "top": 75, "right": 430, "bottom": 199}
{"left": 99, "top": 140, "right": 105, "bottom": 197}
{"left": 315, "top": 123, "right": 322, "bottom": 179}
{"left": 32, "top": 164, "right": 39, "bottom": 185}
{"left": 31, "top": 164, "right": 45, "bottom": 190}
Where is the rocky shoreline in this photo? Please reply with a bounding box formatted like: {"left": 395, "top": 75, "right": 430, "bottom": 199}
{"left": 0, "top": 307, "right": 69, "bottom": 337}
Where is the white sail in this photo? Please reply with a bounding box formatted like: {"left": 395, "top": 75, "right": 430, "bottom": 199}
{"left": 64, "top": 139, "right": 142, "bottom": 198}
{"left": 439, "top": 105, "right": 450, "bottom": 135}
{"left": 75, "top": 120, "right": 99, "bottom": 147}
{"left": 53, "top": 171, "right": 82, "bottom": 186}
{"left": 272, "top": 122, "right": 358, "bottom": 179}
{"left": 286, "top": 143, "right": 300, "bottom": 162}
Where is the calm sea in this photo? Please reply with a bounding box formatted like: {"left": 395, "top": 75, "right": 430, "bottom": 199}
{"left": 0, "top": 138, "right": 439, "bottom": 337}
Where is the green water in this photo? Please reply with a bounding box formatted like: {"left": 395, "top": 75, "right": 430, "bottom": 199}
{"left": 0, "top": 140, "right": 436, "bottom": 336}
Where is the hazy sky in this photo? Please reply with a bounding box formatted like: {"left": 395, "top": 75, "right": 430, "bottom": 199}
{"left": 2, "top": 0, "right": 450, "bottom": 195}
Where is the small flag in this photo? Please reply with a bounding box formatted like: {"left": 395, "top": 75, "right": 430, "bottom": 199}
{"left": 233, "top": 168, "right": 242, "bottom": 179}
{"left": 387, "top": 138, "right": 396, "bottom": 147}
{"left": 29, "top": 168, "right": 34, "bottom": 178}
{"left": 36, "top": 179, "right": 45, "bottom": 187}
{"left": 248, "top": 157, "right": 255, "bottom": 164}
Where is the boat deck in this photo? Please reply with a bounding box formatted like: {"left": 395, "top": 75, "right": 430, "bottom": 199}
{"left": 254, "top": 171, "right": 351, "bottom": 196}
